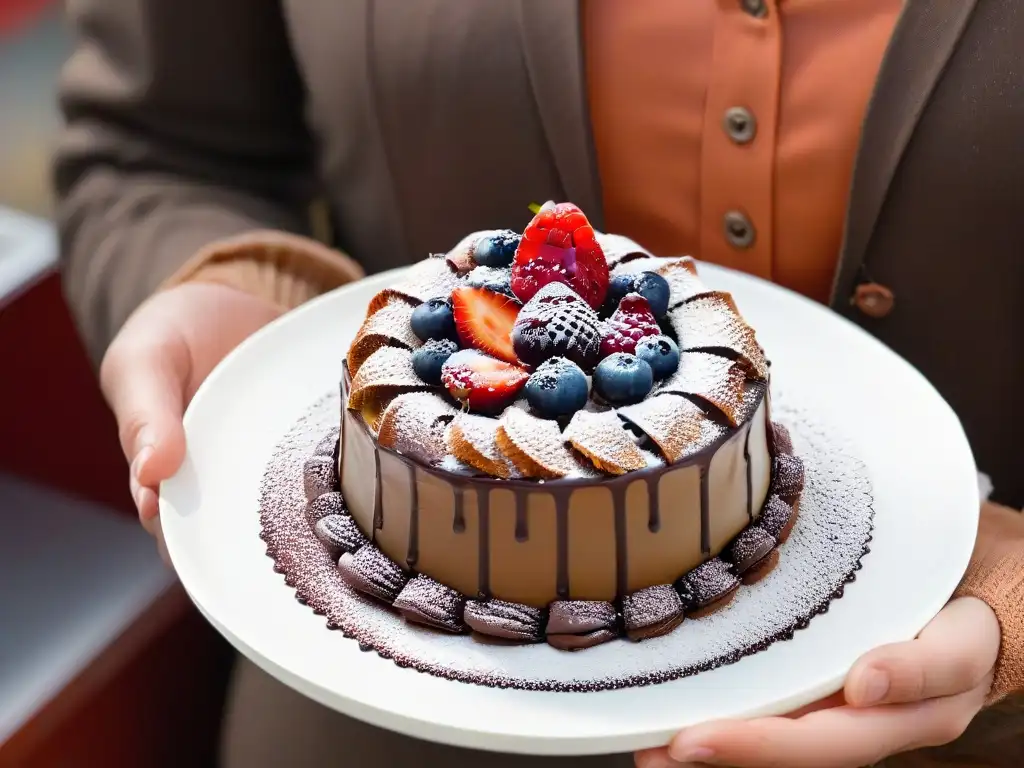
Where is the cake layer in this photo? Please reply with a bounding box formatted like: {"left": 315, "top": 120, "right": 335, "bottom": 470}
{"left": 338, "top": 380, "right": 771, "bottom": 608}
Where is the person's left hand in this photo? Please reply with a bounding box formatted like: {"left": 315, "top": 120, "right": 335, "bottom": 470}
{"left": 635, "top": 594, "right": 999, "bottom": 768}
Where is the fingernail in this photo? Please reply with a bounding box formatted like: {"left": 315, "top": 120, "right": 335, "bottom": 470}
{"left": 132, "top": 445, "right": 154, "bottom": 479}
{"left": 669, "top": 744, "right": 715, "bottom": 763}
{"left": 859, "top": 668, "right": 890, "bottom": 706}
{"left": 636, "top": 753, "right": 682, "bottom": 768}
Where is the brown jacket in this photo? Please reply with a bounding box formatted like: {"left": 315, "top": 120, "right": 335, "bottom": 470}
{"left": 54, "top": 0, "right": 1024, "bottom": 761}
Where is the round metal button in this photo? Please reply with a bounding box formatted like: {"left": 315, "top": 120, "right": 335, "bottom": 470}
{"left": 723, "top": 211, "right": 756, "bottom": 249}
{"left": 723, "top": 107, "right": 757, "bottom": 144}
{"left": 740, "top": 0, "right": 768, "bottom": 18}
{"left": 852, "top": 282, "right": 895, "bottom": 318}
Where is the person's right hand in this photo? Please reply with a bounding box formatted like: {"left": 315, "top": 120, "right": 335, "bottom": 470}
{"left": 100, "top": 282, "right": 283, "bottom": 563}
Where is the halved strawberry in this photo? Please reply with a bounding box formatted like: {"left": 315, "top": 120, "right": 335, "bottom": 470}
{"left": 450, "top": 285, "right": 520, "bottom": 364}
{"left": 511, "top": 202, "right": 609, "bottom": 309}
{"left": 441, "top": 350, "right": 529, "bottom": 414}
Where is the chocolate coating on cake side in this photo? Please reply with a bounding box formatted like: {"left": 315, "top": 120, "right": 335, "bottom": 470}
{"left": 303, "top": 455, "right": 338, "bottom": 501}
{"left": 464, "top": 599, "right": 544, "bottom": 642}
{"left": 727, "top": 526, "right": 777, "bottom": 574}
{"left": 621, "top": 585, "right": 685, "bottom": 640}
{"left": 393, "top": 575, "right": 466, "bottom": 633}
{"left": 771, "top": 454, "right": 805, "bottom": 504}
{"left": 337, "top": 546, "right": 407, "bottom": 604}
{"left": 313, "top": 514, "right": 368, "bottom": 557}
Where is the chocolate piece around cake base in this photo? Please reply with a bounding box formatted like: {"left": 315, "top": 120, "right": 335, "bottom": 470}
{"left": 622, "top": 585, "right": 685, "bottom": 641}
{"left": 337, "top": 546, "right": 407, "bottom": 604}
{"left": 393, "top": 575, "right": 466, "bottom": 633}
{"left": 464, "top": 599, "right": 544, "bottom": 643}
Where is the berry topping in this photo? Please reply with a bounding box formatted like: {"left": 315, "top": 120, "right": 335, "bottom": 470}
{"left": 464, "top": 265, "right": 516, "bottom": 298}
{"left": 441, "top": 349, "right": 529, "bottom": 414}
{"left": 473, "top": 229, "right": 521, "bottom": 268}
{"left": 410, "top": 297, "right": 457, "bottom": 342}
{"left": 511, "top": 202, "right": 609, "bottom": 309}
{"left": 633, "top": 271, "right": 671, "bottom": 318}
{"left": 634, "top": 335, "right": 680, "bottom": 380}
{"left": 524, "top": 357, "right": 589, "bottom": 420}
{"left": 450, "top": 285, "right": 521, "bottom": 364}
{"left": 593, "top": 352, "right": 654, "bottom": 405}
{"left": 600, "top": 293, "right": 661, "bottom": 357}
{"left": 603, "top": 273, "right": 637, "bottom": 314}
{"left": 511, "top": 282, "right": 602, "bottom": 369}
{"left": 411, "top": 338, "right": 459, "bottom": 385}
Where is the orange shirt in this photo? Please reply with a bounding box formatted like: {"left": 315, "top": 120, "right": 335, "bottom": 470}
{"left": 584, "top": 0, "right": 903, "bottom": 304}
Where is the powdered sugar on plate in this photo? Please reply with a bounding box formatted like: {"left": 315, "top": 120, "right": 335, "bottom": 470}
{"left": 260, "top": 390, "right": 873, "bottom": 692}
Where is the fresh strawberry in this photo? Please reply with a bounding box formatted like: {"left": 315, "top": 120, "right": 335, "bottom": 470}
{"left": 450, "top": 285, "right": 521, "bottom": 364}
{"left": 511, "top": 202, "right": 609, "bottom": 309}
{"left": 600, "top": 293, "right": 661, "bottom": 357}
{"left": 441, "top": 350, "right": 529, "bottom": 414}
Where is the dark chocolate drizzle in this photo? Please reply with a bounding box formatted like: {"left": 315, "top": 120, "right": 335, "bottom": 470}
{"left": 554, "top": 489, "right": 571, "bottom": 599}
{"left": 743, "top": 422, "right": 754, "bottom": 523}
{"left": 372, "top": 450, "right": 383, "bottom": 533}
{"left": 699, "top": 462, "right": 711, "bottom": 557}
{"left": 452, "top": 484, "right": 466, "bottom": 533}
{"left": 406, "top": 463, "right": 420, "bottom": 569}
{"left": 612, "top": 483, "right": 629, "bottom": 598}
{"left": 645, "top": 474, "right": 661, "bottom": 533}
{"left": 514, "top": 492, "right": 529, "bottom": 542}
{"left": 477, "top": 487, "right": 491, "bottom": 599}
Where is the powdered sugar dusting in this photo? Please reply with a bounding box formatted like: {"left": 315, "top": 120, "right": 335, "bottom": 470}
{"left": 260, "top": 391, "right": 872, "bottom": 692}
{"left": 445, "top": 412, "right": 520, "bottom": 479}
{"left": 496, "top": 407, "right": 596, "bottom": 479}
{"left": 564, "top": 409, "right": 648, "bottom": 474}
{"left": 348, "top": 297, "right": 422, "bottom": 374}
{"left": 657, "top": 352, "right": 747, "bottom": 426}
{"left": 618, "top": 394, "right": 707, "bottom": 462}
{"left": 347, "top": 346, "right": 431, "bottom": 411}
{"left": 376, "top": 392, "right": 456, "bottom": 465}
{"left": 594, "top": 232, "right": 652, "bottom": 267}
{"left": 671, "top": 293, "right": 768, "bottom": 380}
{"left": 612, "top": 256, "right": 711, "bottom": 308}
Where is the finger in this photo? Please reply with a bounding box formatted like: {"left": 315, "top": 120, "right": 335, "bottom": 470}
{"left": 668, "top": 687, "right": 985, "bottom": 768}
{"left": 846, "top": 597, "right": 1000, "bottom": 706}
{"left": 100, "top": 329, "right": 190, "bottom": 484}
{"left": 634, "top": 748, "right": 701, "bottom": 768}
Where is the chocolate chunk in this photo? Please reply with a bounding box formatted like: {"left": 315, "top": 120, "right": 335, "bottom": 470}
{"left": 677, "top": 558, "right": 740, "bottom": 613}
{"left": 313, "top": 428, "right": 341, "bottom": 459}
{"left": 303, "top": 455, "right": 338, "bottom": 501}
{"left": 771, "top": 422, "right": 794, "bottom": 456}
{"left": 393, "top": 575, "right": 466, "bottom": 634}
{"left": 547, "top": 628, "right": 620, "bottom": 651}
{"left": 337, "top": 546, "right": 407, "bottom": 604}
{"left": 758, "top": 493, "right": 796, "bottom": 543}
{"left": 305, "top": 491, "right": 346, "bottom": 526}
{"left": 546, "top": 600, "right": 617, "bottom": 635}
{"left": 741, "top": 549, "right": 780, "bottom": 585}
{"left": 727, "top": 526, "right": 777, "bottom": 574}
{"left": 463, "top": 599, "right": 544, "bottom": 642}
{"left": 313, "top": 514, "right": 368, "bottom": 557}
{"left": 621, "top": 585, "right": 685, "bottom": 641}
{"left": 771, "top": 453, "right": 805, "bottom": 504}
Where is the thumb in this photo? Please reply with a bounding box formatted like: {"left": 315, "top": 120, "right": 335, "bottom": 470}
{"left": 100, "top": 327, "right": 190, "bottom": 488}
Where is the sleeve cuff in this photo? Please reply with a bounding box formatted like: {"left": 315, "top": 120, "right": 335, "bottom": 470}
{"left": 163, "top": 230, "right": 365, "bottom": 310}
{"left": 953, "top": 504, "right": 1024, "bottom": 704}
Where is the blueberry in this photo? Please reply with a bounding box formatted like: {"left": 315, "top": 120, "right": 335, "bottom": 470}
{"left": 525, "top": 358, "right": 589, "bottom": 419}
{"left": 603, "top": 273, "right": 637, "bottom": 314}
{"left": 633, "top": 272, "right": 671, "bottom": 318}
{"left": 474, "top": 229, "right": 521, "bottom": 268}
{"left": 593, "top": 353, "right": 654, "bottom": 405}
{"left": 410, "top": 297, "right": 457, "bottom": 342}
{"left": 635, "top": 335, "right": 680, "bottom": 380}
{"left": 412, "top": 339, "right": 459, "bottom": 385}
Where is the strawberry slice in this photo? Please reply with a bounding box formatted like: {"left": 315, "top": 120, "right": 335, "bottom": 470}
{"left": 511, "top": 202, "right": 609, "bottom": 309}
{"left": 441, "top": 350, "right": 529, "bottom": 414}
{"left": 451, "top": 285, "right": 520, "bottom": 364}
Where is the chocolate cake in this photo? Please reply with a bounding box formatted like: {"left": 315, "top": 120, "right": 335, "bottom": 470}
{"left": 307, "top": 202, "right": 805, "bottom": 650}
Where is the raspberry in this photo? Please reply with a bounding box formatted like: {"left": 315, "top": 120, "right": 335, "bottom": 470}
{"left": 600, "top": 293, "right": 661, "bottom": 357}
{"left": 511, "top": 282, "right": 602, "bottom": 370}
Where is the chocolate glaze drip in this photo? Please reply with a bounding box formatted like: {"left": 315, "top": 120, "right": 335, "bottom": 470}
{"left": 477, "top": 487, "right": 491, "bottom": 599}
{"left": 372, "top": 450, "right": 383, "bottom": 533}
{"left": 645, "top": 475, "right": 661, "bottom": 533}
{"left": 514, "top": 492, "right": 529, "bottom": 542}
{"left": 452, "top": 484, "right": 466, "bottom": 533}
{"left": 554, "top": 489, "right": 571, "bottom": 599}
{"left": 406, "top": 463, "right": 420, "bottom": 569}
{"left": 699, "top": 462, "right": 711, "bottom": 557}
{"left": 743, "top": 423, "right": 753, "bottom": 523}
{"left": 612, "top": 483, "right": 629, "bottom": 598}
{"left": 338, "top": 380, "right": 346, "bottom": 488}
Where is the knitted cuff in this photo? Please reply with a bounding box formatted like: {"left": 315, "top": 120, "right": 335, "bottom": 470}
{"left": 163, "top": 230, "right": 365, "bottom": 310}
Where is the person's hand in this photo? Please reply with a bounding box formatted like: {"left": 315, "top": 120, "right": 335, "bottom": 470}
{"left": 100, "top": 282, "right": 283, "bottom": 562}
{"left": 635, "top": 595, "right": 999, "bottom": 768}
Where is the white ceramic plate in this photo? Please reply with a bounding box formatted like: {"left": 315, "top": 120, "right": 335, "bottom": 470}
{"left": 160, "top": 264, "right": 978, "bottom": 756}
